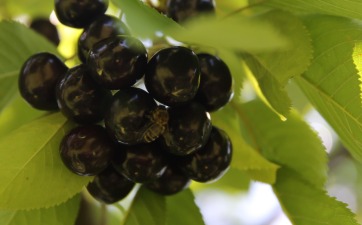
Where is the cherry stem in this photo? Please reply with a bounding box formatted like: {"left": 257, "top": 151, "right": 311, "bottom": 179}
{"left": 100, "top": 203, "right": 107, "bottom": 225}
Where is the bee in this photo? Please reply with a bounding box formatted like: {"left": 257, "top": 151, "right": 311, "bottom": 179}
{"left": 139, "top": 105, "right": 169, "bottom": 143}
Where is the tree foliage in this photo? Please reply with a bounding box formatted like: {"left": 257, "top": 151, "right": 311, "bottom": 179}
{"left": 0, "top": 0, "right": 361, "bottom": 224}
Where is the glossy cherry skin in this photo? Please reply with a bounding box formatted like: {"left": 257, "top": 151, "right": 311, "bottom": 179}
{"left": 104, "top": 87, "right": 157, "bottom": 145}
{"left": 87, "top": 166, "right": 135, "bottom": 204}
{"left": 195, "top": 53, "right": 233, "bottom": 112}
{"left": 30, "top": 18, "right": 60, "bottom": 46}
{"left": 175, "top": 126, "right": 232, "bottom": 183}
{"left": 112, "top": 142, "right": 167, "bottom": 183}
{"left": 166, "top": 0, "right": 215, "bottom": 23}
{"left": 19, "top": 52, "right": 68, "bottom": 111}
{"left": 55, "top": 0, "right": 108, "bottom": 28}
{"left": 160, "top": 102, "right": 212, "bottom": 155}
{"left": 88, "top": 36, "right": 147, "bottom": 90}
{"left": 59, "top": 125, "right": 115, "bottom": 176}
{"left": 56, "top": 64, "right": 112, "bottom": 124}
{"left": 145, "top": 46, "right": 200, "bottom": 106}
{"left": 78, "top": 15, "right": 130, "bottom": 62}
{"left": 145, "top": 164, "right": 190, "bottom": 195}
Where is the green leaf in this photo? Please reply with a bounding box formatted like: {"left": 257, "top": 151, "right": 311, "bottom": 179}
{"left": 166, "top": 189, "right": 205, "bottom": 225}
{"left": 218, "top": 50, "right": 245, "bottom": 102}
{"left": 0, "top": 21, "right": 59, "bottom": 113}
{"left": 212, "top": 105, "right": 279, "bottom": 184}
{"left": 273, "top": 168, "right": 358, "bottom": 225}
{"left": 242, "top": 53, "right": 292, "bottom": 117}
{"left": 0, "top": 113, "right": 92, "bottom": 210}
{"left": 241, "top": 9, "right": 312, "bottom": 117}
{"left": 296, "top": 15, "right": 362, "bottom": 161}
{"left": 170, "top": 14, "right": 288, "bottom": 52}
{"left": 352, "top": 43, "right": 362, "bottom": 104}
{"left": 122, "top": 187, "right": 166, "bottom": 225}
{"left": 214, "top": 0, "right": 248, "bottom": 15}
{"left": 111, "top": 0, "right": 181, "bottom": 38}
{"left": 0, "top": 195, "right": 80, "bottom": 225}
{"left": 285, "top": 79, "right": 312, "bottom": 113}
{"left": 191, "top": 168, "right": 250, "bottom": 192}
{"left": 259, "top": 0, "right": 362, "bottom": 21}
{"left": 2, "top": 0, "right": 53, "bottom": 18}
{"left": 245, "top": 10, "right": 313, "bottom": 86}
{"left": 238, "top": 100, "right": 328, "bottom": 188}
{"left": 112, "top": 0, "right": 287, "bottom": 52}
{"left": 0, "top": 94, "right": 44, "bottom": 137}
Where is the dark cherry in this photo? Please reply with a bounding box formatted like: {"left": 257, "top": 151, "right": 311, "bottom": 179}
{"left": 145, "top": 46, "right": 200, "bottom": 106}
{"left": 195, "top": 53, "right": 233, "bottom": 112}
{"left": 145, "top": 164, "right": 190, "bottom": 195}
{"left": 104, "top": 87, "right": 158, "bottom": 145}
{"left": 112, "top": 142, "right": 167, "bottom": 183}
{"left": 59, "top": 125, "right": 115, "bottom": 176}
{"left": 55, "top": 0, "right": 108, "bottom": 28}
{"left": 78, "top": 14, "right": 130, "bottom": 62}
{"left": 166, "top": 0, "right": 215, "bottom": 23}
{"left": 87, "top": 166, "right": 135, "bottom": 204}
{"left": 56, "top": 64, "right": 112, "bottom": 124}
{"left": 175, "top": 126, "right": 232, "bottom": 183}
{"left": 160, "top": 102, "right": 212, "bottom": 155}
{"left": 19, "top": 52, "right": 68, "bottom": 111}
{"left": 30, "top": 18, "right": 60, "bottom": 46}
{"left": 88, "top": 35, "right": 147, "bottom": 90}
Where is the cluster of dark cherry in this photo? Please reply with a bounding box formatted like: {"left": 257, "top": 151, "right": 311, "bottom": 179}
{"left": 19, "top": 0, "right": 232, "bottom": 204}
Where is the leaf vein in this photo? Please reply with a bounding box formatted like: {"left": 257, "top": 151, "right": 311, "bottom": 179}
{"left": 0, "top": 119, "right": 67, "bottom": 197}
{"left": 298, "top": 76, "right": 362, "bottom": 126}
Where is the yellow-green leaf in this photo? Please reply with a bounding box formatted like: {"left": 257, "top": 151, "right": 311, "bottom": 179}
{"left": 212, "top": 105, "right": 279, "bottom": 184}
{"left": 0, "top": 21, "right": 59, "bottom": 113}
{"left": 296, "top": 15, "right": 362, "bottom": 161}
{"left": 0, "top": 113, "right": 92, "bottom": 210}
{"left": 0, "top": 195, "right": 81, "bottom": 225}
{"left": 274, "top": 168, "right": 358, "bottom": 225}
{"left": 170, "top": 14, "right": 288, "bottom": 52}
{"left": 238, "top": 100, "right": 328, "bottom": 188}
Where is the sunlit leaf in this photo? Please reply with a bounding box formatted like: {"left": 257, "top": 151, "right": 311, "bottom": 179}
{"left": 257, "top": 0, "right": 362, "bottom": 21}
{"left": 0, "top": 94, "right": 44, "bottom": 137}
{"left": 111, "top": 0, "right": 181, "bottom": 38}
{"left": 0, "top": 113, "right": 92, "bottom": 210}
{"left": 212, "top": 105, "right": 279, "bottom": 184}
{"left": 245, "top": 10, "right": 312, "bottom": 85}
{"left": 170, "top": 14, "right": 288, "bottom": 52}
{"left": 214, "top": 0, "right": 248, "bottom": 16}
{"left": 241, "top": 10, "right": 312, "bottom": 117}
{"left": 0, "top": 21, "right": 59, "bottom": 113}
{"left": 238, "top": 100, "right": 328, "bottom": 188}
{"left": 274, "top": 168, "right": 358, "bottom": 225}
{"left": 1, "top": 0, "right": 53, "bottom": 18}
{"left": 218, "top": 49, "right": 245, "bottom": 102}
{"left": 296, "top": 15, "right": 362, "bottom": 161}
{"left": 242, "top": 53, "right": 292, "bottom": 117}
{"left": 0, "top": 195, "right": 80, "bottom": 225}
{"left": 352, "top": 42, "right": 362, "bottom": 103}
